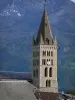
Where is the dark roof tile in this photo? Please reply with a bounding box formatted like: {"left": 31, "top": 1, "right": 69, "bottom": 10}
{"left": 34, "top": 92, "right": 59, "bottom": 100}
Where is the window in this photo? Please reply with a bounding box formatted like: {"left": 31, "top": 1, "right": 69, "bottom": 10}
{"left": 46, "top": 80, "right": 48, "bottom": 87}
{"left": 36, "top": 52, "right": 39, "bottom": 57}
{"left": 37, "top": 60, "right": 39, "bottom": 66}
{"left": 51, "top": 51, "right": 53, "bottom": 56}
{"left": 46, "top": 80, "right": 51, "bottom": 87}
{"left": 33, "top": 69, "right": 38, "bottom": 77}
{"left": 46, "top": 38, "right": 49, "bottom": 44}
{"left": 42, "top": 59, "right": 46, "bottom": 65}
{"left": 33, "top": 70, "right": 35, "bottom": 77}
{"left": 47, "top": 59, "right": 51, "bottom": 65}
{"left": 33, "top": 59, "right": 39, "bottom": 66}
{"left": 43, "top": 51, "right": 46, "bottom": 56}
{"left": 51, "top": 59, "right": 53, "bottom": 65}
{"left": 33, "top": 60, "right": 36, "bottom": 66}
{"left": 36, "top": 69, "right": 38, "bottom": 77}
{"left": 45, "top": 67, "right": 48, "bottom": 77}
{"left": 33, "top": 52, "right": 39, "bottom": 57}
{"left": 49, "top": 68, "right": 52, "bottom": 77}
{"left": 49, "top": 80, "right": 51, "bottom": 87}
{"left": 33, "top": 60, "right": 34, "bottom": 66}
{"left": 47, "top": 59, "right": 48, "bottom": 62}
{"left": 47, "top": 51, "right": 50, "bottom": 56}
{"left": 34, "top": 60, "right": 36, "bottom": 66}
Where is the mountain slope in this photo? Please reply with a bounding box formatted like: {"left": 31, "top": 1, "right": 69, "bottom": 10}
{"left": 0, "top": 0, "right": 75, "bottom": 91}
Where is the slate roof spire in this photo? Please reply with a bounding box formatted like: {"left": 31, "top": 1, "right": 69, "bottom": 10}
{"left": 33, "top": 0, "right": 54, "bottom": 45}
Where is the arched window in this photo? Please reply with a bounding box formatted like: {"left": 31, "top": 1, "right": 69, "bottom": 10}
{"left": 37, "top": 60, "right": 39, "bottom": 66}
{"left": 51, "top": 51, "right": 53, "bottom": 56}
{"left": 43, "top": 51, "right": 46, "bottom": 56}
{"left": 46, "top": 80, "right": 48, "bottom": 87}
{"left": 48, "top": 80, "right": 51, "bottom": 87}
{"left": 42, "top": 59, "right": 46, "bottom": 65}
{"left": 51, "top": 59, "right": 53, "bottom": 65}
{"left": 33, "top": 60, "right": 34, "bottom": 66}
{"left": 36, "top": 69, "right": 38, "bottom": 77}
{"left": 33, "top": 70, "right": 35, "bottom": 77}
{"left": 46, "top": 38, "right": 49, "bottom": 45}
{"left": 45, "top": 67, "right": 48, "bottom": 77}
{"left": 47, "top": 51, "right": 50, "bottom": 56}
{"left": 49, "top": 68, "right": 52, "bottom": 77}
{"left": 47, "top": 59, "right": 48, "bottom": 62}
{"left": 33, "top": 52, "right": 35, "bottom": 57}
{"left": 46, "top": 80, "right": 51, "bottom": 87}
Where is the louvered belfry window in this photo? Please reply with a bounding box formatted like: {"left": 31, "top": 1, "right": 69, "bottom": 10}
{"left": 49, "top": 68, "right": 52, "bottom": 77}
{"left": 45, "top": 67, "right": 48, "bottom": 77}
{"left": 43, "top": 51, "right": 46, "bottom": 56}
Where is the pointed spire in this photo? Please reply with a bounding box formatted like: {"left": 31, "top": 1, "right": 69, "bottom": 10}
{"left": 35, "top": 2, "right": 53, "bottom": 45}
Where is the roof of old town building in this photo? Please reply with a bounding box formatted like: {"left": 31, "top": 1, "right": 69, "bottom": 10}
{"left": 34, "top": 92, "right": 59, "bottom": 100}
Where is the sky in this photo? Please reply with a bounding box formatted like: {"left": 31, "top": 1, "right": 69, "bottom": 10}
{"left": 70, "top": 0, "right": 75, "bottom": 3}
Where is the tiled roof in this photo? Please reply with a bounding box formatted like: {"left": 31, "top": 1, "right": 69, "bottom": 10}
{"left": 0, "top": 80, "right": 37, "bottom": 100}
{"left": 34, "top": 92, "right": 59, "bottom": 100}
{"left": 60, "top": 94, "right": 73, "bottom": 99}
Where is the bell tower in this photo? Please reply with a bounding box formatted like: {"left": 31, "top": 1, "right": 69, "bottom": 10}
{"left": 32, "top": 1, "right": 58, "bottom": 93}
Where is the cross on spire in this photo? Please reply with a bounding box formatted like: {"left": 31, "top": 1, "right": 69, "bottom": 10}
{"left": 44, "top": 0, "right": 47, "bottom": 8}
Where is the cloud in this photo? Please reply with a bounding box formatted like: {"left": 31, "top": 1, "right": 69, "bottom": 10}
{"left": 0, "top": 3, "right": 22, "bottom": 17}
{"left": 17, "top": 13, "right": 21, "bottom": 17}
{"left": 70, "top": 0, "right": 75, "bottom": 3}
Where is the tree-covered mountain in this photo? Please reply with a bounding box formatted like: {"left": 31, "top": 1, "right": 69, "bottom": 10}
{"left": 0, "top": 0, "right": 75, "bottom": 91}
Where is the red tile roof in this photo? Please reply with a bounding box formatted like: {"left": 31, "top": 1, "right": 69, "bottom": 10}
{"left": 34, "top": 92, "right": 59, "bottom": 100}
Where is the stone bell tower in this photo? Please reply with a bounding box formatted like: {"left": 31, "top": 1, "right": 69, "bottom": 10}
{"left": 32, "top": 5, "right": 58, "bottom": 93}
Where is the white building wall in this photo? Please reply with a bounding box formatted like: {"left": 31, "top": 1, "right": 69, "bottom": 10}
{"left": 32, "top": 44, "right": 58, "bottom": 92}
{"left": 39, "top": 45, "right": 58, "bottom": 92}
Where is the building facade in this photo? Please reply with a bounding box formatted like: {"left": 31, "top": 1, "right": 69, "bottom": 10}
{"left": 32, "top": 8, "right": 58, "bottom": 93}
